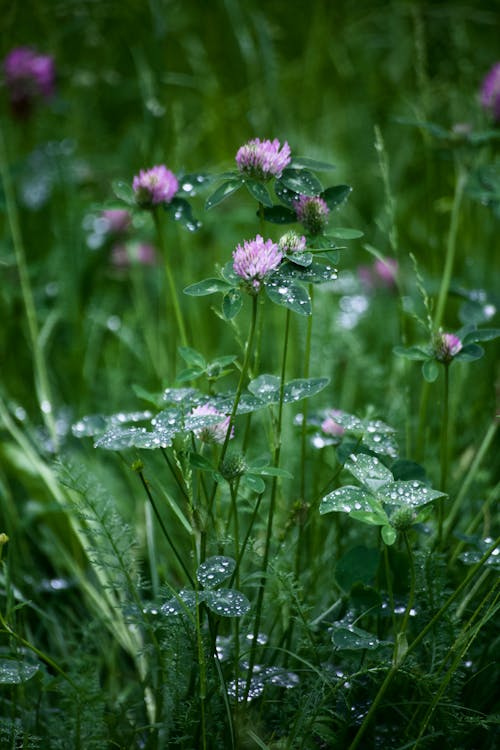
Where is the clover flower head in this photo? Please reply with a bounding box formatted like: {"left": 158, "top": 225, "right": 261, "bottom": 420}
{"left": 278, "top": 230, "right": 307, "bottom": 255}
{"left": 435, "top": 332, "right": 462, "bottom": 363}
{"left": 232, "top": 234, "right": 282, "bottom": 292}
{"left": 102, "top": 209, "right": 131, "bottom": 236}
{"left": 480, "top": 62, "right": 500, "bottom": 122}
{"left": 295, "top": 195, "right": 329, "bottom": 235}
{"left": 191, "top": 404, "right": 233, "bottom": 445}
{"left": 321, "top": 410, "right": 345, "bottom": 438}
{"left": 235, "top": 138, "right": 291, "bottom": 181}
{"left": 4, "top": 46, "right": 55, "bottom": 118}
{"left": 132, "top": 165, "right": 178, "bottom": 208}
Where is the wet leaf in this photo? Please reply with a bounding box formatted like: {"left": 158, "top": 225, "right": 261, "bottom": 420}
{"left": 245, "top": 179, "right": 273, "bottom": 207}
{"left": 165, "top": 197, "right": 200, "bottom": 231}
{"left": 265, "top": 278, "right": 312, "bottom": 315}
{"left": 204, "top": 588, "right": 251, "bottom": 617}
{"left": 320, "top": 485, "right": 384, "bottom": 520}
{"left": 0, "top": 659, "right": 39, "bottom": 684}
{"left": 222, "top": 288, "right": 243, "bottom": 319}
{"left": 378, "top": 480, "right": 446, "bottom": 508}
{"left": 279, "top": 168, "right": 323, "bottom": 196}
{"left": 197, "top": 556, "right": 236, "bottom": 588}
{"left": 332, "top": 624, "right": 384, "bottom": 650}
{"left": 205, "top": 177, "right": 244, "bottom": 210}
{"left": 345, "top": 454, "right": 394, "bottom": 491}
{"left": 184, "top": 278, "right": 233, "bottom": 296}
{"left": 322, "top": 184, "right": 352, "bottom": 208}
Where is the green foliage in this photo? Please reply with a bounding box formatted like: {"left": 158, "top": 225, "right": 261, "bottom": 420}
{"left": 1, "top": 1, "right": 499, "bottom": 748}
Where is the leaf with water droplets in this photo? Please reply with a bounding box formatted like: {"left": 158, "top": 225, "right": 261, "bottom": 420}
{"left": 244, "top": 179, "right": 273, "bottom": 207}
{"left": 265, "top": 278, "right": 312, "bottom": 315}
{"left": 95, "top": 426, "right": 152, "bottom": 450}
{"left": 332, "top": 624, "right": 385, "bottom": 651}
{"left": 222, "top": 288, "right": 243, "bottom": 320}
{"left": 322, "top": 184, "right": 352, "bottom": 208}
{"left": 204, "top": 588, "right": 251, "bottom": 617}
{"left": 279, "top": 168, "right": 323, "bottom": 196}
{"left": 283, "top": 377, "right": 329, "bottom": 403}
{"left": 205, "top": 177, "right": 244, "bottom": 210}
{"left": 345, "top": 454, "right": 394, "bottom": 491}
{"left": 197, "top": 556, "right": 236, "bottom": 588}
{"left": 274, "top": 179, "right": 300, "bottom": 208}
{"left": 165, "top": 197, "right": 200, "bottom": 231}
{"left": 320, "top": 485, "right": 386, "bottom": 524}
{"left": 72, "top": 410, "right": 152, "bottom": 438}
{"left": 378, "top": 480, "right": 446, "bottom": 508}
{"left": 248, "top": 374, "right": 280, "bottom": 399}
{"left": 161, "top": 589, "right": 202, "bottom": 616}
{"left": 183, "top": 277, "right": 233, "bottom": 296}
{"left": 278, "top": 260, "right": 338, "bottom": 285}
{"left": 0, "top": 659, "right": 39, "bottom": 684}
{"left": 285, "top": 250, "right": 313, "bottom": 267}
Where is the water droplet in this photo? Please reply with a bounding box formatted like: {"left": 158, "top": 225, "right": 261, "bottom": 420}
{"left": 41, "top": 400, "right": 52, "bottom": 414}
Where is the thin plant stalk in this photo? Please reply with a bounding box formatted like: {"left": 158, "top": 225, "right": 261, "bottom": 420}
{"left": 245, "top": 307, "right": 292, "bottom": 699}
{"left": 0, "top": 123, "right": 58, "bottom": 447}
{"left": 152, "top": 208, "right": 189, "bottom": 353}
{"left": 437, "top": 363, "right": 450, "bottom": 546}
{"left": 416, "top": 163, "right": 466, "bottom": 458}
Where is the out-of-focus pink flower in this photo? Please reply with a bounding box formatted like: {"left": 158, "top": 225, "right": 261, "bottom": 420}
{"left": 295, "top": 195, "right": 329, "bottom": 235}
{"left": 102, "top": 209, "right": 131, "bottom": 236}
{"left": 358, "top": 257, "right": 398, "bottom": 291}
{"left": 435, "top": 332, "right": 462, "bottom": 363}
{"left": 3, "top": 46, "right": 55, "bottom": 118}
{"left": 233, "top": 234, "right": 282, "bottom": 292}
{"left": 236, "top": 138, "right": 291, "bottom": 181}
{"left": 132, "top": 165, "right": 178, "bottom": 208}
{"left": 191, "top": 404, "right": 233, "bottom": 444}
{"left": 111, "top": 242, "right": 158, "bottom": 268}
{"left": 480, "top": 63, "right": 500, "bottom": 122}
{"left": 321, "top": 410, "right": 345, "bottom": 437}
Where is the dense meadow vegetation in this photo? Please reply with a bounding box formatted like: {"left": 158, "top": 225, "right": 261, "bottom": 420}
{"left": 1, "top": 1, "right": 499, "bottom": 748}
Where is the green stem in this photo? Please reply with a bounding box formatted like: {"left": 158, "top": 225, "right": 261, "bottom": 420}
{"left": 433, "top": 164, "right": 466, "bottom": 331}
{"left": 245, "top": 307, "right": 291, "bottom": 699}
{"left": 437, "top": 363, "right": 449, "bottom": 546}
{"left": 383, "top": 544, "right": 397, "bottom": 640}
{"left": 0, "top": 123, "right": 58, "bottom": 447}
{"left": 137, "top": 470, "right": 194, "bottom": 586}
{"left": 445, "top": 421, "right": 499, "bottom": 552}
{"left": 152, "top": 209, "right": 188, "bottom": 354}
{"left": 399, "top": 532, "right": 416, "bottom": 638}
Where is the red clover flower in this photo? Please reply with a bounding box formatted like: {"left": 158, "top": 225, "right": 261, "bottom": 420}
{"left": 3, "top": 46, "right": 55, "bottom": 118}
{"left": 434, "top": 332, "right": 462, "bottom": 363}
{"left": 295, "top": 195, "right": 329, "bottom": 235}
{"left": 191, "top": 405, "right": 233, "bottom": 444}
{"left": 232, "top": 234, "right": 283, "bottom": 292}
{"left": 132, "top": 165, "right": 178, "bottom": 208}
{"left": 235, "top": 138, "right": 291, "bottom": 181}
{"left": 480, "top": 63, "right": 500, "bottom": 122}
{"left": 278, "top": 230, "right": 307, "bottom": 255}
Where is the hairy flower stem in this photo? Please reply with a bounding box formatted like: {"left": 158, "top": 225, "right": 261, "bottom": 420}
{"left": 245, "top": 308, "right": 291, "bottom": 701}
{"left": 347, "top": 534, "right": 500, "bottom": 750}
{"left": 0, "top": 123, "right": 58, "bottom": 448}
{"left": 152, "top": 209, "right": 188, "bottom": 359}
